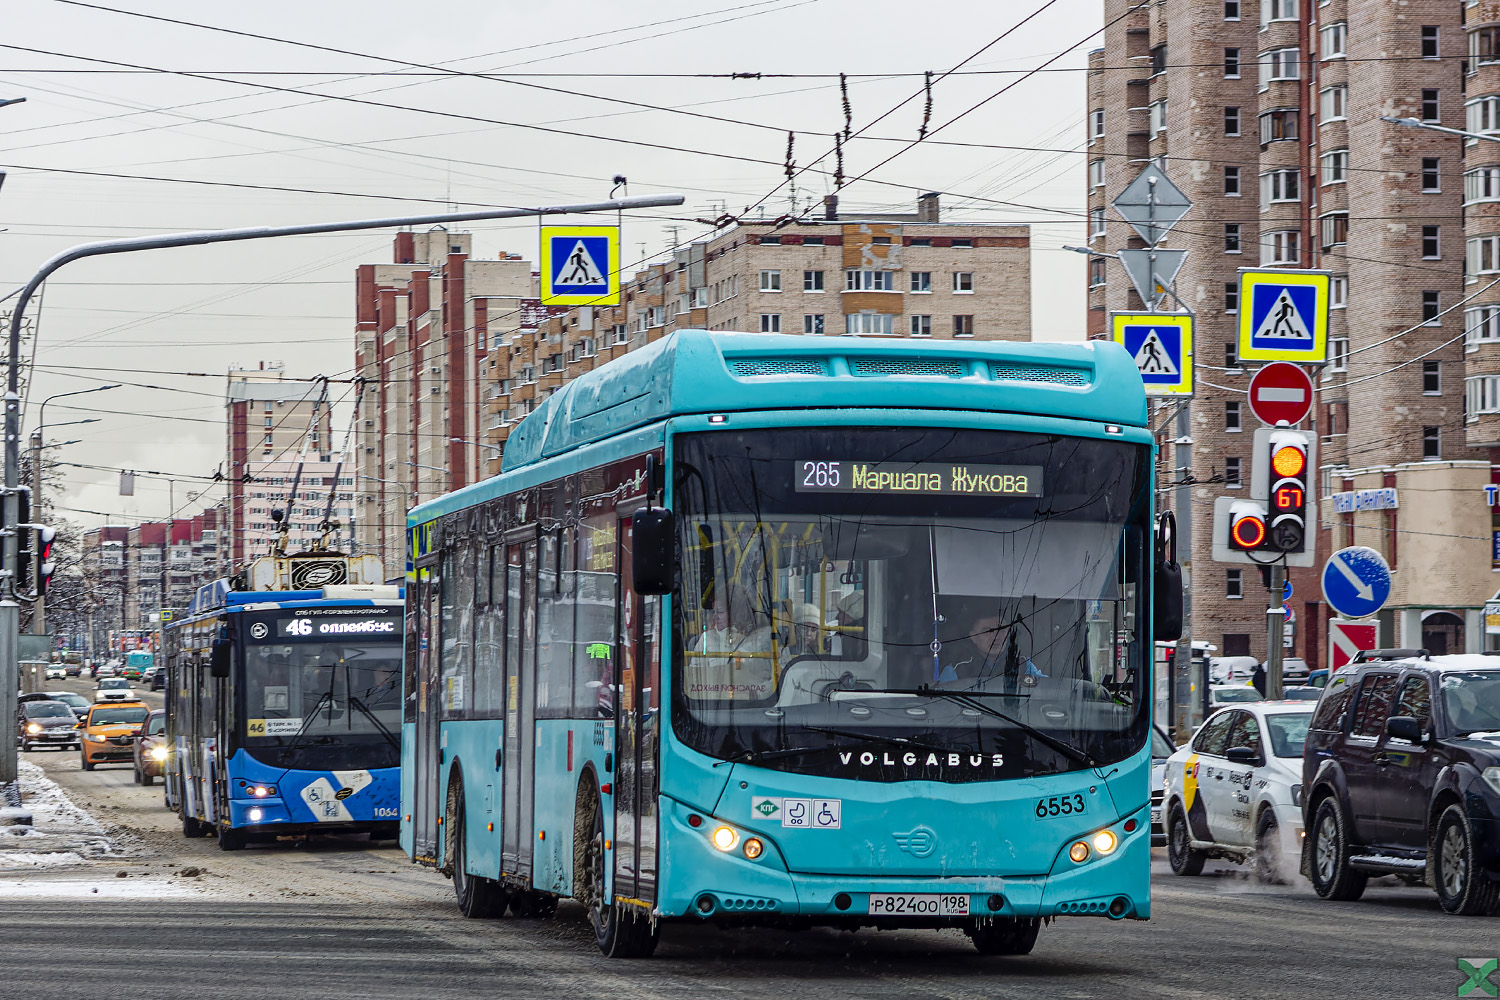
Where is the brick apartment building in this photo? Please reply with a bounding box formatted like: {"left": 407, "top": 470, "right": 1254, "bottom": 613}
{"left": 79, "top": 508, "right": 222, "bottom": 645}
{"left": 354, "top": 195, "right": 1032, "bottom": 577}
{"left": 1087, "top": 0, "right": 1500, "bottom": 663}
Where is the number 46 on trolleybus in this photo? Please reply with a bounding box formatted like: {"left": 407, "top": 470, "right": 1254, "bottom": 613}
{"left": 402, "top": 330, "right": 1181, "bottom": 957}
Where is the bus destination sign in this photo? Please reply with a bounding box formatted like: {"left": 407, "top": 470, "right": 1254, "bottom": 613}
{"left": 275, "top": 616, "right": 398, "bottom": 639}
{"left": 794, "top": 460, "right": 1043, "bottom": 497}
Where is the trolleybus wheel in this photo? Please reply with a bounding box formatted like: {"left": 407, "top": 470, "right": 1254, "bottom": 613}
{"left": 586, "top": 804, "right": 658, "bottom": 958}
{"left": 966, "top": 917, "right": 1040, "bottom": 956}
{"left": 452, "top": 797, "right": 508, "bottom": 918}
{"left": 182, "top": 815, "right": 209, "bottom": 839}
{"left": 218, "top": 825, "right": 246, "bottom": 851}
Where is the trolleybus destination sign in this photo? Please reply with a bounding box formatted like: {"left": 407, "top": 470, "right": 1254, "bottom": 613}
{"left": 794, "top": 460, "right": 1044, "bottom": 497}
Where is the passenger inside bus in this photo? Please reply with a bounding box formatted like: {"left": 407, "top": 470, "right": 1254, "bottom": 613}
{"left": 683, "top": 583, "right": 774, "bottom": 699}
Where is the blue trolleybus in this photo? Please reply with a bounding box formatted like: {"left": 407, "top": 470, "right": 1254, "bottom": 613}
{"left": 164, "top": 562, "right": 404, "bottom": 851}
{"left": 403, "top": 330, "right": 1180, "bottom": 956}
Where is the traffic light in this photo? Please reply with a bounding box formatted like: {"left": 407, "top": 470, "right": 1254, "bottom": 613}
{"left": 1227, "top": 499, "right": 1269, "bottom": 552}
{"left": 14, "top": 488, "right": 31, "bottom": 592}
{"left": 35, "top": 525, "right": 55, "bottom": 596}
{"left": 1265, "top": 428, "right": 1311, "bottom": 553}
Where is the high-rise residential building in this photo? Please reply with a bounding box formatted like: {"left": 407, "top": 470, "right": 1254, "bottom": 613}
{"left": 225, "top": 362, "right": 333, "bottom": 572}
{"left": 79, "top": 507, "right": 222, "bottom": 647}
{"left": 1087, "top": 0, "right": 1497, "bottom": 662}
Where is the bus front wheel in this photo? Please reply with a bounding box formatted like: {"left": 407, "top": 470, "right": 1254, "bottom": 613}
{"left": 586, "top": 805, "right": 658, "bottom": 958}
{"left": 967, "top": 917, "right": 1040, "bottom": 956}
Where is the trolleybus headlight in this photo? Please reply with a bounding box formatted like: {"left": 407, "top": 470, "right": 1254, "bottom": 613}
{"left": 253, "top": 785, "right": 271, "bottom": 797}
{"left": 149, "top": 745, "right": 168, "bottom": 761}
{"left": 1092, "top": 830, "right": 1118, "bottom": 855}
{"left": 248, "top": 808, "right": 263, "bottom": 822}
{"left": 1068, "top": 841, "right": 1090, "bottom": 863}
{"left": 742, "top": 837, "right": 764, "bottom": 860}
{"left": 711, "top": 826, "right": 738, "bottom": 851}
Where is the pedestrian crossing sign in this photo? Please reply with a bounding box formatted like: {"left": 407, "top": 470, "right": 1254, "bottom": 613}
{"left": 540, "top": 225, "right": 619, "bottom": 305}
{"left": 1236, "top": 269, "right": 1330, "bottom": 364}
{"left": 1111, "top": 312, "right": 1194, "bottom": 396}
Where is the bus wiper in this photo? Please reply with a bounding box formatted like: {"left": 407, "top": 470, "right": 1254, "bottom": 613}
{"left": 278, "top": 691, "right": 333, "bottom": 761}
{"left": 711, "top": 744, "right": 841, "bottom": 767}
{"left": 347, "top": 695, "right": 398, "bottom": 750}
{"left": 798, "top": 725, "right": 951, "bottom": 757}
{"left": 873, "top": 687, "right": 1098, "bottom": 767}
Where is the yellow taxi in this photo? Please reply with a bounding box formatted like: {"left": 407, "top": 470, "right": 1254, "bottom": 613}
{"left": 78, "top": 701, "right": 150, "bottom": 772}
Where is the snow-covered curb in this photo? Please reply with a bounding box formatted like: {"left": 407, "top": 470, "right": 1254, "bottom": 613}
{"left": 0, "top": 760, "right": 123, "bottom": 868}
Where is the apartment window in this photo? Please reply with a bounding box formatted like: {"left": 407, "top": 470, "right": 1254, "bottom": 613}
{"left": 1259, "top": 48, "right": 1301, "bottom": 89}
{"left": 1152, "top": 44, "right": 1167, "bottom": 76}
{"left": 1090, "top": 208, "right": 1106, "bottom": 238}
{"left": 1224, "top": 165, "right": 1242, "bottom": 196}
{"left": 1090, "top": 108, "right": 1105, "bottom": 141}
{"left": 1320, "top": 149, "right": 1348, "bottom": 185}
{"left": 1224, "top": 48, "right": 1241, "bottom": 78}
{"left": 1465, "top": 166, "right": 1500, "bottom": 204}
{"left": 1089, "top": 258, "right": 1107, "bottom": 288}
{"left": 1421, "top": 89, "right": 1440, "bottom": 123}
{"left": 1225, "top": 341, "right": 1240, "bottom": 369}
{"left": 1423, "top": 360, "right": 1442, "bottom": 395}
{"left": 1224, "top": 0, "right": 1240, "bottom": 18}
{"left": 1330, "top": 275, "right": 1347, "bottom": 309}
{"left": 1225, "top": 223, "right": 1243, "bottom": 253}
{"left": 1262, "top": 0, "right": 1296, "bottom": 23}
{"left": 1471, "top": 27, "right": 1500, "bottom": 66}
{"left": 1422, "top": 25, "right": 1440, "bottom": 60}
{"left": 910, "top": 271, "right": 932, "bottom": 293}
{"left": 1466, "top": 96, "right": 1500, "bottom": 134}
{"left": 759, "top": 269, "right": 781, "bottom": 292}
{"left": 803, "top": 313, "right": 824, "bottom": 335}
{"left": 1225, "top": 106, "right": 1242, "bottom": 136}
{"left": 263, "top": 416, "right": 273, "bottom": 428}
{"left": 1225, "top": 457, "right": 1243, "bottom": 487}
{"left": 1423, "top": 225, "right": 1441, "bottom": 259}
{"left": 1467, "top": 235, "right": 1500, "bottom": 277}
{"left": 1468, "top": 376, "right": 1500, "bottom": 420}
{"left": 760, "top": 313, "right": 781, "bottom": 333}
{"left": 1227, "top": 569, "right": 1244, "bottom": 599}
{"left": 263, "top": 401, "right": 273, "bottom": 413}
{"left": 1261, "top": 168, "right": 1300, "bottom": 205}
{"left": 1260, "top": 108, "right": 1299, "bottom": 144}
{"left": 1089, "top": 158, "right": 1106, "bottom": 188}
{"left": 1320, "top": 22, "right": 1347, "bottom": 59}
{"left": 908, "top": 237, "right": 930, "bottom": 247}
{"left": 1226, "top": 400, "right": 1242, "bottom": 431}
{"left": 1150, "top": 100, "right": 1168, "bottom": 134}
{"left": 1422, "top": 157, "right": 1442, "bottom": 192}
{"left": 1225, "top": 282, "right": 1240, "bottom": 314}
{"left": 1329, "top": 336, "right": 1349, "bottom": 372}
{"left": 1467, "top": 305, "right": 1500, "bottom": 350}
{"left": 909, "top": 315, "right": 932, "bottom": 337}
{"left": 1263, "top": 229, "right": 1301, "bottom": 265}
{"left": 953, "top": 315, "right": 975, "bottom": 337}
{"left": 872, "top": 236, "right": 892, "bottom": 245}
{"left": 802, "top": 270, "right": 824, "bottom": 292}
{"left": 804, "top": 236, "right": 825, "bottom": 246}
{"left": 845, "top": 269, "right": 894, "bottom": 291}
{"left": 952, "top": 272, "right": 974, "bottom": 294}
{"left": 1320, "top": 85, "right": 1347, "bottom": 123}
{"left": 845, "top": 312, "right": 895, "bottom": 336}
{"left": 1422, "top": 426, "right": 1441, "bottom": 460}
{"left": 1422, "top": 291, "right": 1441, "bottom": 325}
{"left": 1320, "top": 212, "right": 1349, "bottom": 249}
{"left": 951, "top": 238, "right": 972, "bottom": 249}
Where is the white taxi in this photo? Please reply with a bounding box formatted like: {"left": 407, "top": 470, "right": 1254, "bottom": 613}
{"left": 1161, "top": 701, "right": 1313, "bottom": 882}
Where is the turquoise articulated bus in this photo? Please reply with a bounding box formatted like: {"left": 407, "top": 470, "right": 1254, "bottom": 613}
{"left": 402, "top": 330, "right": 1179, "bottom": 957}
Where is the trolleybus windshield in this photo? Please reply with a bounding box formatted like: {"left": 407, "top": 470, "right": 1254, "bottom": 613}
{"left": 241, "top": 638, "right": 402, "bottom": 742}
{"left": 672, "top": 427, "right": 1151, "bottom": 781}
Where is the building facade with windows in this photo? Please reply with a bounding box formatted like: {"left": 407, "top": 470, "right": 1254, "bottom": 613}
{"left": 79, "top": 508, "right": 223, "bottom": 644}
{"left": 1086, "top": 0, "right": 1496, "bottom": 664}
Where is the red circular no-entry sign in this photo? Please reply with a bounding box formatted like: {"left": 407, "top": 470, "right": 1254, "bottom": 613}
{"left": 1247, "top": 362, "right": 1313, "bottom": 426}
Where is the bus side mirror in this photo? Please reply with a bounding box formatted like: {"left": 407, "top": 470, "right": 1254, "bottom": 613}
{"left": 632, "top": 508, "right": 676, "bottom": 596}
{"left": 210, "top": 639, "right": 231, "bottom": 679}
{"left": 1154, "top": 511, "right": 1183, "bottom": 642}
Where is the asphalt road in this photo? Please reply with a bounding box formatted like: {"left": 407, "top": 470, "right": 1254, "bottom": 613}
{"left": 4, "top": 682, "right": 1494, "bottom": 998}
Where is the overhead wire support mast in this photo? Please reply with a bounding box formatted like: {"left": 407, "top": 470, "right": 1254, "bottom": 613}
{"left": 0, "top": 193, "right": 684, "bottom": 791}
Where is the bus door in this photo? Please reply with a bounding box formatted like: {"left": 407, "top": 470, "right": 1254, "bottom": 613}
{"left": 187, "top": 656, "right": 209, "bottom": 818}
{"left": 412, "top": 564, "right": 443, "bottom": 862}
{"left": 613, "top": 514, "right": 661, "bottom": 905}
{"left": 501, "top": 537, "right": 537, "bottom": 881}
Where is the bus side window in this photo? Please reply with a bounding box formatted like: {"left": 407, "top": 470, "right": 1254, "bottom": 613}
{"left": 536, "top": 530, "right": 576, "bottom": 718}
{"left": 473, "top": 546, "right": 506, "bottom": 720}
{"left": 575, "top": 512, "right": 618, "bottom": 719}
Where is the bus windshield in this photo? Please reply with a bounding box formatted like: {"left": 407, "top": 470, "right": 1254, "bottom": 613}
{"left": 671, "top": 427, "right": 1151, "bottom": 780}
{"left": 242, "top": 641, "right": 403, "bottom": 742}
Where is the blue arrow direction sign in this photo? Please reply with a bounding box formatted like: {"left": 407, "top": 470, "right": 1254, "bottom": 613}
{"left": 1321, "top": 546, "right": 1392, "bottom": 620}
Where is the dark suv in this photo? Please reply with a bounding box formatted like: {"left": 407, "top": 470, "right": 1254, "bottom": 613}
{"left": 1301, "top": 654, "right": 1500, "bottom": 914}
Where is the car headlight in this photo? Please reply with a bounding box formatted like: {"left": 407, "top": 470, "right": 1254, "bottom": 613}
{"left": 149, "top": 745, "right": 168, "bottom": 761}
{"left": 85, "top": 732, "right": 107, "bottom": 742}
{"left": 1482, "top": 767, "right": 1500, "bottom": 797}
{"left": 25, "top": 723, "right": 41, "bottom": 734}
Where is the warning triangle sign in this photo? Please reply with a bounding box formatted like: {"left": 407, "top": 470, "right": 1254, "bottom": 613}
{"left": 1133, "top": 329, "right": 1178, "bottom": 375}
{"left": 556, "top": 240, "right": 605, "bottom": 287}
{"left": 1253, "top": 289, "right": 1313, "bottom": 341}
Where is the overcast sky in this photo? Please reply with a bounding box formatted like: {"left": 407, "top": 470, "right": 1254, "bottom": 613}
{"left": 2, "top": 0, "right": 1100, "bottom": 531}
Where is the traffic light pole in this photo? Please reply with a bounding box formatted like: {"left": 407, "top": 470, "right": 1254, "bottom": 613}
{"left": 1266, "top": 560, "right": 1286, "bottom": 700}
{"left": 0, "top": 192, "right": 685, "bottom": 793}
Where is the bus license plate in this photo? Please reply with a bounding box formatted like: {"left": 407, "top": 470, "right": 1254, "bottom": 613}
{"left": 867, "top": 893, "right": 969, "bottom": 916}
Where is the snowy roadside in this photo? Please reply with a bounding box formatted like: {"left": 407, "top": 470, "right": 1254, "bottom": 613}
{"left": 0, "top": 760, "right": 125, "bottom": 869}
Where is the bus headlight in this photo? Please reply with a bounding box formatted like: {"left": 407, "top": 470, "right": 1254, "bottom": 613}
{"left": 711, "top": 826, "right": 738, "bottom": 851}
{"left": 1092, "top": 830, "right": 1118, "bottom": 855}
{"left": 149, "top": 745, "right": 168, "bottom": 761}
{"left": 742, "top": 838, "right": 764, "bottom": 860}
{"left": 1068, "top": 841, "right": 1090, "bottom": 863}
{"left": 247, "top": 808, "right": 263, "bottom": 822}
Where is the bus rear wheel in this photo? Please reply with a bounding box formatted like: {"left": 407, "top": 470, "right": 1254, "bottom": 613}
{"left": 182, "top": 815, "right": 210, "bottom": 839}
{"left": 585, "top": 806, "right": 658, "bottom": 958}
{"left": 967, "top": 917, "right": 1040, "bottom": 956}
{"left": 452, "top": 799, "right": 508, "bottom": 919}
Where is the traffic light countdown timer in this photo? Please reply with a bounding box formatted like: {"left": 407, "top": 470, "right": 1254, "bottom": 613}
{"left": 1210, "top": 425, "right": 1318, "bottom": 569}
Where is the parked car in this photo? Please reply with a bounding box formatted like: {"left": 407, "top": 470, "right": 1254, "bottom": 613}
{"left": 132, "top": 709, "right": 167, "bottom": 786}
{"left": 1210, "top": 655, "right": 1259, "bottom": 683}
{"left": 94, "top": 677, "right": 135, "bottom": 702}
{"left": 1303, "top": 653, "right": 1500, "bottom": 914}
{"left": 44, "top": 663, "right": 65, "bottom": 680}
{"left": 1163, "top": 701, "right": 1314, "bottom": 882}
{"left": 1280, "top": 686, "right": 1324, "bottom": 701}
{"left": 1260, "top": 657, "right": 1311, "bottom": 683}
{"left": 1209, "top": 684, "right": 1264, "bottom": 711}
{"left": 16, "top": 699, "right": 82, "bottom": 752}
{"left": 42, "top": 691, "right": 91, "bottom": 720}
{"left": 77, "top": 701, "right": 150, "bottom": 771}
